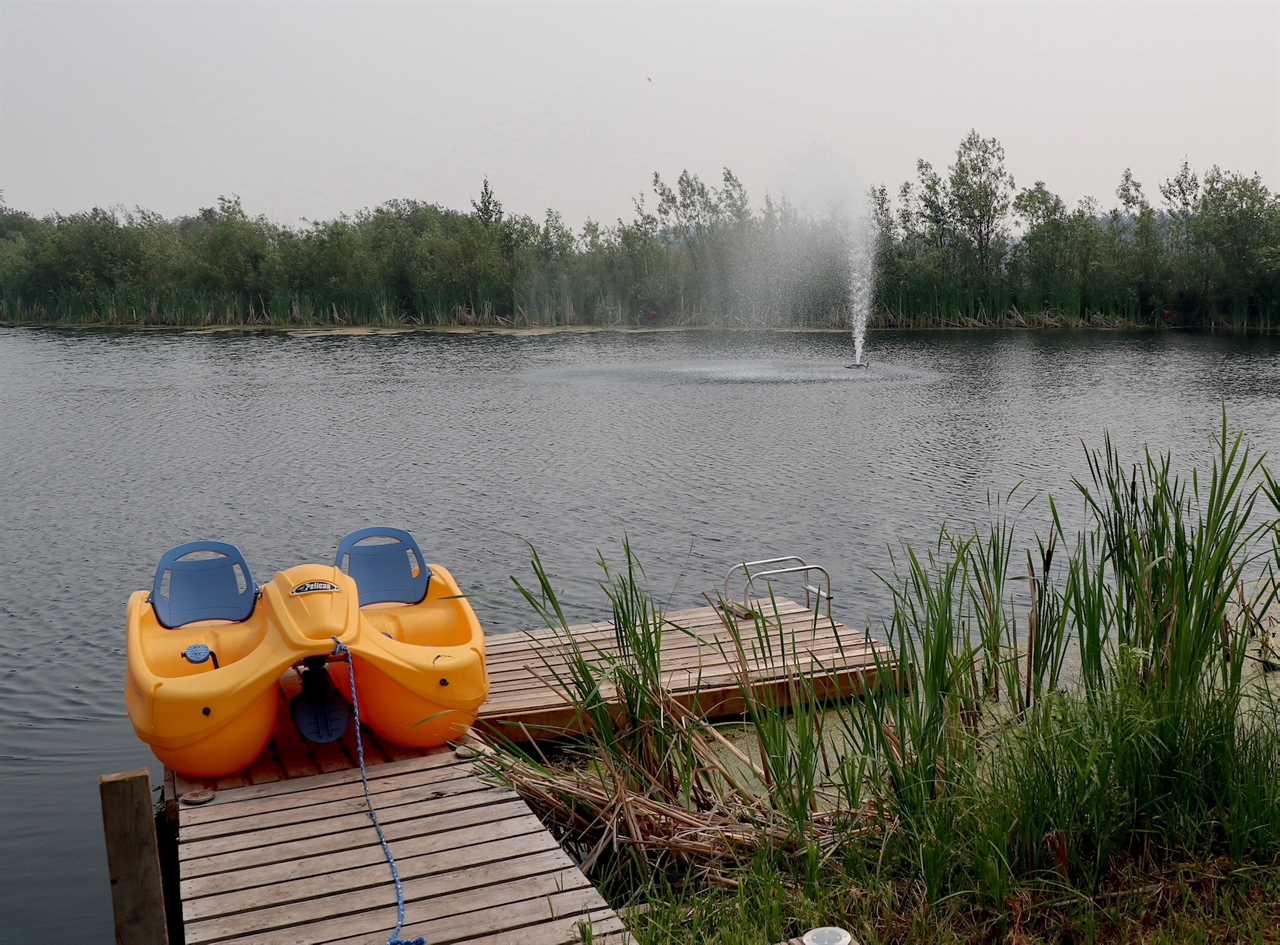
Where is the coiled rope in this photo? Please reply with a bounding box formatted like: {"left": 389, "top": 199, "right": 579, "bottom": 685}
{"left": 332, "top": 640, "right": 426, "bottom": 945}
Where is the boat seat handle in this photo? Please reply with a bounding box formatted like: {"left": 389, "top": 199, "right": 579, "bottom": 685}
{"left": 151, "top": 540, "right": 257, "bottom": 629}
{"left": 335, "top": 527, "right": 430, "bottom": 606}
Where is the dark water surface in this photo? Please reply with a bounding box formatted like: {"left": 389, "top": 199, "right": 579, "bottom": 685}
{"left": 2, "top": 327, "right": 1279, "bottom": 938}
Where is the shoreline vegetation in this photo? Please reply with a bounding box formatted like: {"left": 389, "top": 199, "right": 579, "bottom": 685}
{"left": 484, "top": 420, "right": 1280, "bottom": 944}
{"left": 0, "top": 317, "right": 1164, "bottom": 338}
{"left": 3, "top": 132, "right": 1277, "bottom": 333}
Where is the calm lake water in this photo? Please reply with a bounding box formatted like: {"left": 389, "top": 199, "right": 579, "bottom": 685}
{"left": 2, "top": 326, "right": 1279, "bottom": 938}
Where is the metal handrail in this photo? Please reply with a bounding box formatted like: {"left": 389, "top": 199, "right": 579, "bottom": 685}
{"left": 724, "top": 557, "right": 834, "bottom": 620}
{"left": 744, "top": 564, "right": 834, "bottom": 620}
{"left": 723, "top": 556, "right": 808, "bottom": 602}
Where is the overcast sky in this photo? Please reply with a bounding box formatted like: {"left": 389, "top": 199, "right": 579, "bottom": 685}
{"left": 2, "top": 0, "right": 1278, "bottom": 228}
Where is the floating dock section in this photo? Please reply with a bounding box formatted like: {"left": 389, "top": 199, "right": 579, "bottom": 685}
{"left": 478, "top": 596, "right": 891, "bottom": 742}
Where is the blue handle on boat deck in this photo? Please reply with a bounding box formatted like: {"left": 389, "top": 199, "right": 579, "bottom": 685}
{"left": 332, "top": 638, "right": 427, "bottom": 945}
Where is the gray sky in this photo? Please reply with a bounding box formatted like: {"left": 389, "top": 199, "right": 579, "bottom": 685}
{"left": 3, "top": 0, "right": 1278, "bottom": 228}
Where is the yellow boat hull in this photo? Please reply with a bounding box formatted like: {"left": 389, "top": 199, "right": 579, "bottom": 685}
{"left": 125, "top": 563, "right": 488, "bottom": 778}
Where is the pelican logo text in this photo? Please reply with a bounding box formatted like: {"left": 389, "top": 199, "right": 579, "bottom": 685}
{"left": 292, "top": 580, "right": 340, "bottom": 596}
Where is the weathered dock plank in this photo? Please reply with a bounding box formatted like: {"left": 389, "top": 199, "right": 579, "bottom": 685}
{"left": 174, "top": 745, "right": 620, "bottom": 945}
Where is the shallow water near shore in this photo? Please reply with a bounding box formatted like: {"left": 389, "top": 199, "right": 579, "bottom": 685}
{"left": 2, "top": 326, "right": 1279, "bottom": 938}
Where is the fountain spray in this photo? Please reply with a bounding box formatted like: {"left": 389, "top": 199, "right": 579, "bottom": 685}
{"left": 845, "top": 215, "right": 874, "bottom": 369}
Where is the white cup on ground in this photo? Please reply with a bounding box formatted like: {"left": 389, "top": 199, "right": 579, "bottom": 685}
{"left": 802, "top": 928, "right": 854, "bottom": 945}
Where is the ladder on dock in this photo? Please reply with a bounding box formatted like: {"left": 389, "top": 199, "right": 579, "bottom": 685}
{"left": 723, "top": 556, "right": 837, "bottom": 621}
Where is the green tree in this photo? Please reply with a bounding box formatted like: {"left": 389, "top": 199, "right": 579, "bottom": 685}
{"left": 1012, "top": 181, "right": 1068, "bottom": 310}
{"left": 1195, "top": 167, "right": 1274, "bottom": 322}
{"left": 948, "top": 130, "right": 1015, "bottom": 282}
{"left": 471, "top": 177, "right": 504, "bottom": 226}
{"left": 1114, "top": 168, "right": 1164, "bottom": 321}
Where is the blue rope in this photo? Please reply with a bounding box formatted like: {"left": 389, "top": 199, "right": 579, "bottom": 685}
{"left": 333, "top": 640, "right": 427, "bottom": 945}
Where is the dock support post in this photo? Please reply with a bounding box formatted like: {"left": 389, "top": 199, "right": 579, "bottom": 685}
{"left": 100, "top": 769, "right": 170, "bottom": 945}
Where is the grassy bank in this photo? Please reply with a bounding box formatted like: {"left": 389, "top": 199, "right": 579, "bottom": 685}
{"left": 483, "top": 419, "right": 1280, "bottom": 944}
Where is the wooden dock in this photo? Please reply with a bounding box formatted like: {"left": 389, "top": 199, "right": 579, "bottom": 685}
{"left": 478, "top": 596, "right": 891, "bottom": 742}
{"left": 172, "top": 745, "right": 625, "bottom": 945}
{"left": 106, "top": 598, "right": 891, "bottom": 945}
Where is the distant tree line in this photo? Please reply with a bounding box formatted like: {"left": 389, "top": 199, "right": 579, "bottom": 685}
{"left": 872, "top": 132, "right": 1280, "bottom": 329}
{"left": 0, "top": 172, "right": 846, "bottom": 328}
{"left": 1, "top": 135, "right": 1277, "bottom": 330}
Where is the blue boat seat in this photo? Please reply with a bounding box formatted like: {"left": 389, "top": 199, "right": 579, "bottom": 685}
{"left": 151, "top": 541, "right": 257, "bottom": 629}
{"left": 336, "top": 527, "right": 430, "bottom": 606}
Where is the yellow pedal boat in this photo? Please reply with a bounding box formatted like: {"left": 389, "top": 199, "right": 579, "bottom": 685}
{"left": 125, "top": 529, "right": 488, "bottom": 778}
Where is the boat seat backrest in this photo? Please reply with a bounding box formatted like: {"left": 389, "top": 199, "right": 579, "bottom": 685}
{"left": 336, "top": 527, "right": 430, "bottom": 606}
{"left": 151, "top": 541, "right": 257, "bottom": 629}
